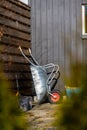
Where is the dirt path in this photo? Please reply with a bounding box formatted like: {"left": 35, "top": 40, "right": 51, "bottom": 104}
{"left": 27, "top": 103, "right": 60, "bottom": 130}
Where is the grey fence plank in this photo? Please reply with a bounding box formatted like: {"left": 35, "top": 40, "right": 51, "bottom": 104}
{"left": 47, "top": 0, "right": 54, "bottom": 63}
{"left": 52, "top": 0, "right": 59, "bottom": 64}
{"left": 64, "top": 0, "right": 71, "bottom": 75}
{"left": 70, "top": 0, "right": 77, "bottom": 63}
{"left": 57, "top": 0, "right": 64, "bottom": 69}
{"left": 76, "top": 0, "right": 83, "bottom": 62}
{"left": 35, "top": 0, "right": 42, "bottom": 64}
{"left": 60, "top": 0, "right": 65, "bottom": 70}
{"left": 41, "top": 0, "right": 47, "bottom": 65}
{"left": 31, "top": 0, "right": 36, "bottom": 57}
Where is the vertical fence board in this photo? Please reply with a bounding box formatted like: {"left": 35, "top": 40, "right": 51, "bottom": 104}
{"left": 31, "top": 0, "right": 36, "bottom": 58}
{"left": 64, "top": 0, "right": 71, "bottom": 75}
{"left": 41, "top": 0, "right": 47, "bottom": 64}
{"left": 47, "top": 0, "right": 54, "bottom": 63}
{"left": 76, "top": 0, "right": 83, "bottom": 62}
{"left": 70, "top": 0, "right": 77, "bottom": 63}
{"left": 35, "top": 0, "right": 42, "bottom": 64}
{"left": 52, "top": 0, "right": 59, "bottom": 64}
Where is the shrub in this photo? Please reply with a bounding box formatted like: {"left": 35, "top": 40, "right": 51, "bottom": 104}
{"left": 0, "top": 71, "right": 28, "bottom": 130}
{"left": 54, "top": 64, "right": 87, "bottom": 130}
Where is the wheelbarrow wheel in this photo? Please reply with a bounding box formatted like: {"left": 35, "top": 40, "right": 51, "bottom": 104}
{"left": 48, "top": 89, "right": 62, "bottom": 104}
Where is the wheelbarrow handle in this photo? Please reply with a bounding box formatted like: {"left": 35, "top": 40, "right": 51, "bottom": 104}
{"left": 28, "top": 48, "right": 40, "bottom": 66}
{"left": 29, "top": 48, "right": 31, "bottom": 54}
{"left": 19, "top": 46, "right": 35, "bottom": 66}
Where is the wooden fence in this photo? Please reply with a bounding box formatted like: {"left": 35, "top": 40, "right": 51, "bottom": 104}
{"left": 0, "top": 0, "right": 35, "bottom": 96}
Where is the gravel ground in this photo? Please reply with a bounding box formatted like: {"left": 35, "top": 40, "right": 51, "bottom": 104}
{"left": 26, "top": 102, "right": 61, "bottom": 130}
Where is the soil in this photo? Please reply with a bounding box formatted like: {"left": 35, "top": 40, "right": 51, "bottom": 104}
{"left": 27, "top": 102, "right": 60, "bottom": 130}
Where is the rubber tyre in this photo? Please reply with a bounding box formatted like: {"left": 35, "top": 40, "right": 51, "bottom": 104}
{"left": 48, "top": 89, "right": 62, "bottom": 104}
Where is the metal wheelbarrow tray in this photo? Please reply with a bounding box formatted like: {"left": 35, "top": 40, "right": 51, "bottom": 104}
{"left": 19, "top": 46, "right": 63, "bottom": 104}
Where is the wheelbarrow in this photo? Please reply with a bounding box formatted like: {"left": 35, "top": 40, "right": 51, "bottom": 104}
{"left": 19, "top": 46, "right": 62, "bottom": 104}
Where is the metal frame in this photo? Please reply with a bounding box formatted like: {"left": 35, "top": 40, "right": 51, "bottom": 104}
{"left": 19, "top": 46, "right": 60, "bottom": 101}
